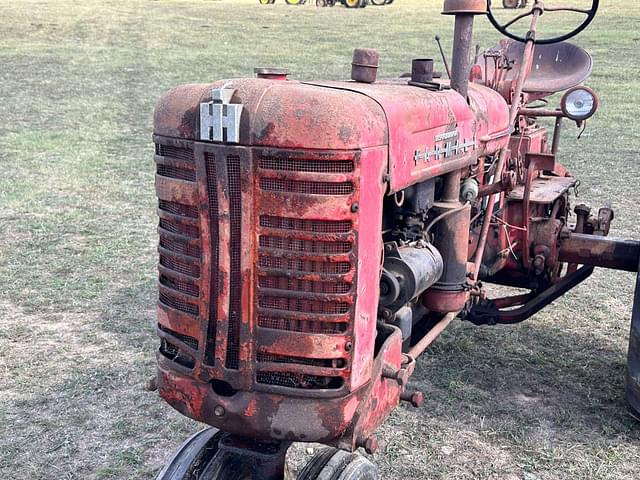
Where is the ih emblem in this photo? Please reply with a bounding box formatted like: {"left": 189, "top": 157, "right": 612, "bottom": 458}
{"left": 200, "top": 86, "right": 243, "bottom": 144}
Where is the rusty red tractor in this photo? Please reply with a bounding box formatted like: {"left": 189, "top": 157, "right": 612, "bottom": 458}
{"left": 151, "top": 0, "right": 640, "bottom": 478}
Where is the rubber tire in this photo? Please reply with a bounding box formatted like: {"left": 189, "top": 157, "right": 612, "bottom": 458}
{"left": 259, "top": 0, "right": 275, "bottom": 4}
{"left": 625, "top": 261, "right": 640, "bottom": 418}
{"left": 370, "top": 0, "right": 385, "bottom": 5}
{"left": 502, "top": 0, "right": 520, "bottom": 8}
{"left": 297, "top": 448, "right": 378, "bottom": 480}
{"left": 155, "top": 428, "right": 223, "bottom": 480}
{"left": 285, "top": 0, "right": 306, "bottom": 4}
{"left": 198, "top": 450, "right": 255, "bottom": 480}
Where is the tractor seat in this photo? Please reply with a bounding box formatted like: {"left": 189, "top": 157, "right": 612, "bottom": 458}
{"left": 485, "top": 40, "right": 593, "bottom": 93}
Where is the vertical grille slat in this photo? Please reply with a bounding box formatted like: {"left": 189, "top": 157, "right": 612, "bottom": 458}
{"left": 226, "top": 155, "right": 242, "bottom": 370}
{"left": 204, "top": 153, "right": 219, "bottom": 366}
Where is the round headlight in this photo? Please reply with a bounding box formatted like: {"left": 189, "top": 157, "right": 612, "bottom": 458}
{"left": 561, "top": 86, "right": 598, "bottom": 121}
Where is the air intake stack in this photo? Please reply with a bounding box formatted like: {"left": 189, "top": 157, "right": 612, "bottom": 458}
{"left": 442, "top": 0, "right": 487, "bottom": 98}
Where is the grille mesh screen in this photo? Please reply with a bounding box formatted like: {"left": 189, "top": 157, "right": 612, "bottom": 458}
{"left": 259, "top": 236, "right": 351, "bottom": 254}
{"left": 256, "top": 372, "right": 343, "bottom": 390}
{"left": 259, "top": 296, "right": 349, "bottom": 315}
{"left": 226, "top": 155, "right": 242, "bottom": 369}
{"left": 259, "top": 178, "right": 353, "bottom": 195}
{"left": 159, "top": 290, "right": 199, "bottom": 316}
{"left": 259, "top": 157, "right": 354, "bottom": 173}
{"left": 156, "top": 144, "right": 195, "bottom": 163}
{"left": 159, "top": 218, "right": 200, "bottom": 239}
{"left": 157, "top": 164, "right": 196, "bottom": 182}
{"left": 160, "top": 254, "right": 200, "bottom": 278}
{"left": 259, "top": 215, "right": 351, "bottom": 233}
{"left": 258, "top": 315, "right": 348, "bottom": 334}
{"left": 158, "top": 200, "right": 198, "bottom": 219}
{"left": 204, "top": 153, "right": 220, "bottom": 365}
{"left": 257, "top": 352, "right": 344, "bottom": 368}
{"left": 160, "top": 274, "right": 199, "bottom": 297}
{"left": 159, "top": 235, "right": 201, "bottom": 259}
{"left": 159, "top": 324, "right": 199, "bottom": 350}
{"left": 259, "top": 256, "right": 351, "bottom": 274}
{"left": 258, "top": 276, "right": 351, "bottom": 294}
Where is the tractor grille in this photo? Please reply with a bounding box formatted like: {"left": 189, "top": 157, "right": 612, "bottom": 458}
{"left": 255, "top": 149, "right": 357, "bottom": 392}
{"left": 154, "top": 139, "right": 358, "bottom": 394}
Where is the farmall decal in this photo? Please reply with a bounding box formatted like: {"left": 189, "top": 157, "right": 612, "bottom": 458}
{"left": 413, "top": 129, "right": 476, "bottom": 165}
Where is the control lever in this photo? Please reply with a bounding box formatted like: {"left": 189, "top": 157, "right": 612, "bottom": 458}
{"left": 434, "top": 35, "right": 451, "bottom": 79}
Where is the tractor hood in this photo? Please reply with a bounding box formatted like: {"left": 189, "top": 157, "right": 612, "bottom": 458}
{"left": 153, "top": 78, "right": 388, "bottom": 149}
{"left": 154, "top": 77, "right": 510, "bottom": 191}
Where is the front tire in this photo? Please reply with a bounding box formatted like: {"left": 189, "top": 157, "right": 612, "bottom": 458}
{"left": 155, "top": 428, "right": 222, "bottom": 480}
{"left": 625, "top": 264, "right": 640, "bottom": 418}
{"left": 285, "top": 0, "right": 307, "bottom": 4}
{"left": 297, "top": 448, "right": 378, "bottom": 480}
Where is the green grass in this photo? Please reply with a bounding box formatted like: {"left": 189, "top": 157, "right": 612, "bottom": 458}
{"left": 1, "top": 0, "right": 639, "bottom": 478}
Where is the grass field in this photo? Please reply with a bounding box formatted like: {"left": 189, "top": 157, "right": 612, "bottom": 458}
{"left": 1, "top": 0, "right": 639, "bottom": 478}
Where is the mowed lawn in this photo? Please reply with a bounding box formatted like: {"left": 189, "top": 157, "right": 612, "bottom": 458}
{"left": 1, "top": 0, "right": 639, "bottom": 478}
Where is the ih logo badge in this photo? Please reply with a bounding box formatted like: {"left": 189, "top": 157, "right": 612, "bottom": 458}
{"left": 413, "top": 130, "right": 476, "bottom": 165}
{"left": 200, "top": 86, "right": 243, "bottom": 143}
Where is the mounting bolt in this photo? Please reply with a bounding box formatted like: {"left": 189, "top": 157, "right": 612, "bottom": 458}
{"left": 533, "top": 254, "right": 546, "bottom": 276}
{"left": 214, "top": 405, "right": 226, "bottom": 417}
{"left": 351, "top": 203, "right": 359, "bottom": 213}
{"left": 382, "top": 366, "right": 409, "bottom": 388}
{"left": 357, "top": 436, "right": 380, "bottom": 454}
{"left": 574, "top": 203, "right": 591, "bottom": 216}
{"left": 400, "top": 390, "right": 425, "bottom": 408}
{"left": 144, "top": 375, "right": 158, "bottom": 392}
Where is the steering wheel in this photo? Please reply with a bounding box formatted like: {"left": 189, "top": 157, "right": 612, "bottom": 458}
{"left": 487, "top": 0, "right": 599, "bottom": 44}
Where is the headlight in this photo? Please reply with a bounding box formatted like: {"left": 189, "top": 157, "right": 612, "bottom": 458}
{"left": 561, "top": 86, "right": 598, "bottom": 121}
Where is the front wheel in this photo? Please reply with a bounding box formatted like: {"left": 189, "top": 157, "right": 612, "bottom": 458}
{"left": 259, "top": 0, "right": 276, "bottom": 3}
{"left": 155, "top": 428, "right": 222, "bottom": 480}
{"left": 370, "top": 0, "right": 386, "bottom": 5}
{"left": 297, "top": 448, "right": 378, "bottom": 480}
{"left": 285, "top": 0, "right": 307, "bottom": 4}
{"left": 625, "top": 263, "right": 640, "bottom": 418}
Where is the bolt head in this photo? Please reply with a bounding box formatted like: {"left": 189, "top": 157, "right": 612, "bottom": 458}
{"left": 214, "top": 405, "right": 226, "bottom": 417}
{"left": 364, "top": 437, "right": 379, "bottom": 454}
{"left": 410, "top": 392, "right": 425, "bottom": 408}
{"left": 145, "top": 376, "right": 158, "bottom": 392}
{"left": 396, "top": 369, "right": 410, "bottom": 388}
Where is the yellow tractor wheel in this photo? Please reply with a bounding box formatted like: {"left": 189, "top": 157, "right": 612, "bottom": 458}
{"left": 285, "top": 0, "right": 306, "bottom": 4}
{"left": 344, "top": 0, "right": 363, "bottom": 7}
{"left": 259, "top": 0, "right": 276, "bottom": 4}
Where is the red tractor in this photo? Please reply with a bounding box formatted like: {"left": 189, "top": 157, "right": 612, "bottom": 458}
{"left": 151, "top": 0, "right": 639, "bottom": 478}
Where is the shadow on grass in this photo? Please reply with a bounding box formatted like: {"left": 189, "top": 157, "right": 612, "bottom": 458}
{"left": 412, "top": 318, "right": 640, "bottom": 447}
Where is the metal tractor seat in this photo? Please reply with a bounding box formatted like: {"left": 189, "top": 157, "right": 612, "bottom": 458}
{"left": 489, "top": 40, "right": 593, "bottom": 94}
